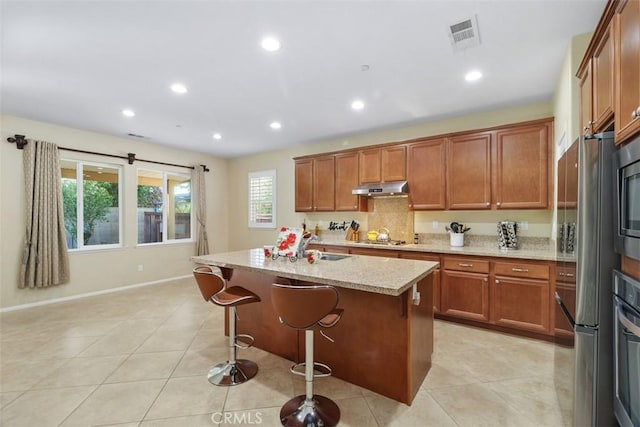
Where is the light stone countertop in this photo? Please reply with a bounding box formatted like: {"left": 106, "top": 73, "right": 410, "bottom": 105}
{"left": 192, "top": 248, "right": 438, "bottom": 296}
{"left": 313, "top": 238, "right": 572, "bottom": 262}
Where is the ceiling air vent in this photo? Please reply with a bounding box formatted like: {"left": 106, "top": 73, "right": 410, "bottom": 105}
{"left": 127, "top": 133, "right": 147, "bottom": 139}
{"left": 448, "top": 15, "right": 480, "bottom": 51}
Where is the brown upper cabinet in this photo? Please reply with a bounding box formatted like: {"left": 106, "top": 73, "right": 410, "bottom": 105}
{"left": 579, "top": 21, "right": 615, "bottom": 136}
{"left": 446, "top": 120, "right": 552, "bottom": 210}
{"left": 335, "top": 152, "right": 367, "bottom": 211}
{"left": 615, "top": 0, "right": 640, "bottom": 144}
{"left": 446, "top": 132, "right": 492, "bottom": 209}
{"left": 294, "top": 156, "right": 335, "bottom": 212}
{"left": 294, "top": 117, "right": 552, "bottom": 212}
{"left": 493, "top": 122, "right": 552, "bottom": 209}
{"left": 359, "top": 146, "right": 406, "bottom": 183}
{"left": 579, "top": 60, "right": 594, "bottom": 136}
{"left": 406, "top": 138, "right": 446, "bottom": 210}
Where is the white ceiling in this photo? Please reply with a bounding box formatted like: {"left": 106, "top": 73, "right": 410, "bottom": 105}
{"left": 1, "top": 0, "right": 605, "bottom": 159}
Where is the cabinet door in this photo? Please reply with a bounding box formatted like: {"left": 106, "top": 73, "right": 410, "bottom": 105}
{"left": 446, "top": 133, "right": 492, "bottom": 209}
{"left": 295, "top": 159, "right": 314, "bottom": 212}
{"left": 406, "top": 139, "right": 446, "bottom": 210}
{"left": 579, "top": 61, "right": 594, "bottom": 136}
{"left": 593, "top": 22, "right": 614, "bottom": 131}
{"left": 359, "top": 148, "right": 381, "bottom": 183}
{"left": 335, "top": 152, "right": 365, "bottom": 211}
{"left": 492, "top": 276, "right": 550, "bottom": 334}
{"left": 441, "top": 270, "right": 489, "bottom": 322}
{"left": 312, "top": 156, "right": 335, "bottom": 211}
{"left": 382, "top": 146, "right": 406, "bottom": 181}
{"left": 494, "top": 123, "right": 550, "bottom": 209}
{"left": 615, "top": 0, "right": 640, "bottom": 144}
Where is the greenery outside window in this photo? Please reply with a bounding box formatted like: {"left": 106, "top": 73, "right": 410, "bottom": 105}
{"left": 61, "top": 159, "right": 122, "bottom": 250}
{"left": 248, "top": 169, "right": 276, "bottom": 228}
{"left": 137, "top": 169, "right": 192, "bottom": 244}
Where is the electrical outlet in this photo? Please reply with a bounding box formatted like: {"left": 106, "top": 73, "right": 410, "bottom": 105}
{"left": 432, "top": 221, "right": 439, "bottom": 229}
{"left": 519, "top": 221, "right": 529, "bottom": 231}
{"left": 137, "top": 264, "right": 144, "bottom": 272}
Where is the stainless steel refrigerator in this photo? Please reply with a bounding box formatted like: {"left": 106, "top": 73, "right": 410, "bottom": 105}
{"left": 555, "top": 132, "right": 619, "bottom": 427}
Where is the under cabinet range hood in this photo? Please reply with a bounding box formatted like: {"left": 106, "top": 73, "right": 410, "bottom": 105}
{"left": 352, "top": 180, "right": 408, "bottom": 196}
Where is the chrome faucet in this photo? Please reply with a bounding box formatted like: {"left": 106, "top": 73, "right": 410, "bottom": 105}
{"left": 297, "top": 233, "right": 318, "bottom": 259}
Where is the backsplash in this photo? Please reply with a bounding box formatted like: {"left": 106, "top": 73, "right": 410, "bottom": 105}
{"left": 366, "top": 196, "right": 414, "bottom": 243}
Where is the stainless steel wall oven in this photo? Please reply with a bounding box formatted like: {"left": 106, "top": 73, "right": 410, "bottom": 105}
{"left": 614, "top": 135, "right": 640, "bottom": 261}
{"left": 613, "top": 270, "right": 640, "bottom": 427}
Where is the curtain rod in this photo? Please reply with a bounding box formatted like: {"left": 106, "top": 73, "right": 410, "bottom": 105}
{"left": 6, "top": 134, "right": 209, "bottom": 172}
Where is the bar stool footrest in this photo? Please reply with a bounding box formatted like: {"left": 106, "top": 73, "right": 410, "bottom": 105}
{"left": 234, "top": 334, "right": 255, "bottom": 349}
{"left": 290, "top": 361, "right": 332, "bottom": 378}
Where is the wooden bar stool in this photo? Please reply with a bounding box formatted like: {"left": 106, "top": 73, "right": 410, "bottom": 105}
{"left": 193, "top": 265, "right": 260, "bottom": 386}
{"left": 271, "top": 283, "right": 344, "bottom": 427}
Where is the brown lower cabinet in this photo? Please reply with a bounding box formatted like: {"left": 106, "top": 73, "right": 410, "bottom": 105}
{"left": 440, "top": 256, "right": 490, "bottom": 322}
{"left": 491, "top": 275, "right": 549, "bottom": 334}
{"left": 309, "top": 245, "right": 558, "bottom": 339}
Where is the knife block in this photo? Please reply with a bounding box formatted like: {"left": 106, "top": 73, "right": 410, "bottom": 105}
{"left": 345, "top": 229, "right": 358, "bottom": 241}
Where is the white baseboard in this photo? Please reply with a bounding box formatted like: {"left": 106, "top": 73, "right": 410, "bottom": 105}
{"left": 0, "top": 275, "right": 192, "bottom": 313}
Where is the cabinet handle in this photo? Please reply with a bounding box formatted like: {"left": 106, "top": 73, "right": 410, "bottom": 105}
{"left": 495, "top": 280, "right": 501, "bottom": 284}
{"left": 588, "top": 120, "right": 594, "bottom": 125}
{"left": 633, "top": 110, "right": 638, "bottom": 120}
{"left": 497, "top": 202, "right": 501, "bottom": 207}
{"left": 511, "top": 267, "right": 529, "bottom": 272}
{"left": 458, "top": 263, "right": 474, "bottom": 267}
{"left": 483, "top": 278, "right": 488, "bottom": 282}
{"left": 565, "top": 273, "right": 575, "bottom": 278}
{"left": 486, "top": 202, "right": 490, "bottom": 206}
{"left": 584, "top": 126, "right": 590, "bottom": 131}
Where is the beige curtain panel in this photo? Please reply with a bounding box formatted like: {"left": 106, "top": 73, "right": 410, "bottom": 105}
{"left": 193, "top": 166, "right": 209, "bottom": 256}
{"left": 19, "top": 139, "right": 70, "bottom": 288}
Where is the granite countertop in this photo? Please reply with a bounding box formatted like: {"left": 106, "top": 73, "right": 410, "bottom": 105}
{"left": 313, "top": 235, "right": 572, "bottom": 262}
{"left": 192, "top": 248, "right": 438, "bottom": 296}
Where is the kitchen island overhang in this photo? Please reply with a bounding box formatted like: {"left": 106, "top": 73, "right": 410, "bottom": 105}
{"left": 192, "top": 248, "right": 439, "bottom": 404}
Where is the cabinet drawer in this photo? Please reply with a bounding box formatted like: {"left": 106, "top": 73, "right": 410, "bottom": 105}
{"left": 494, "top": 261, "right": 549, "bottom": 280}
{"left": 443, "top": 257, "right": 489, "bottom": 273}
{"left": 556, "top": 265, "right": 577, "bottom": 283}
{"left": 399, "top": 252, "right": 440, "bottom": 263}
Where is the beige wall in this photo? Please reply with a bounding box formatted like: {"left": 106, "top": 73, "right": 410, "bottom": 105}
{"left": 0, "top": 114, "right": 229, "bottom": 309}
{"left": 552, "top": 32, "right": 592, "bottom": 156}
{"left": 227, "top": 101, "right": 555, "bottom": 251}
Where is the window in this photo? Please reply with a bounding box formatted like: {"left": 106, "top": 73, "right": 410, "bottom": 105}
{"left": 137, "top": 169, "right": 192, "bottom": 244}
{"left": 248, "top": 169, "right": 276, "bottom": 228}
{"left": 61, "top": 160, "right": 122, "bottom": 250}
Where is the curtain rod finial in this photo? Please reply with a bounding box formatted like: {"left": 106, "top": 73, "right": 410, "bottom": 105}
{"left": 201, "top": 164, "right": 210, "bottom": 172}
{"left": 127, "top": 153, "right": 136, "bottom": 165}
{"left": 7, "top": 134, "right": 27, "bottom": 149}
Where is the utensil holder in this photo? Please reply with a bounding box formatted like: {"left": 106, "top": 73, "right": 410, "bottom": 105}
{"left": 450, "top": 232, "right": 464, "bottom": 247}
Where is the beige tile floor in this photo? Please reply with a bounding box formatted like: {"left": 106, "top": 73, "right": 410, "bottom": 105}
{"left": 0, "top": 278, "right": 574, "bottom": 426}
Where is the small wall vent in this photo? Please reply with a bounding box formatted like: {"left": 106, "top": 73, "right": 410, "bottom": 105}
{"left": 448, "top": 15, "right": 480, "bottom": 51}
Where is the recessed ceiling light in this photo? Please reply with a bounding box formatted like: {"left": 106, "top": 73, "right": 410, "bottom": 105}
{"left": 465, "top": 70, "right": 483, "bottom": 82}
{"left": 351, "top": 100, "right": 365, "bottom": 111}
{"left": 212, "top": 133, "right": 222, "bottom": 140}
{"left": 170, "top": 83, "right": 188, "bottom": 94}
{"left": 270, "top": 121, "right": 282, "bottom": 130}
{"left": 261, "top": 37, "right": 281, "bottom": 52}
{"left": 122, "top": 109, "right": 135, "bottom": 117}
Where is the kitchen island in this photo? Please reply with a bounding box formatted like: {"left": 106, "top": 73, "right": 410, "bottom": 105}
{"left": 192, "top": 248, "right": 438, "bottom": 405}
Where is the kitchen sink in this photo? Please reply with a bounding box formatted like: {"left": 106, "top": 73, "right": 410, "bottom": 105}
{"left": 321, "top": 253, "right": 351, "bottom": 261}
